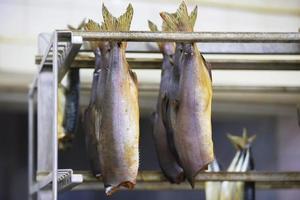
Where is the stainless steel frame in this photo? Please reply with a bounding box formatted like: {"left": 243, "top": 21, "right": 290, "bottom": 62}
{"left": 28, "top": 30, "right": 300, "bottom": 200}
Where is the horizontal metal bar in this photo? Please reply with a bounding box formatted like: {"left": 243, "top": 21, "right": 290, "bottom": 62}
{"left": 57, "top": 36, "right": 82, "bottom": 82}
{"left": 30, "top": 173, "right": 53, "bottom": 194}
{"left": 68, "top": 170, "right": 300, "bottom": 190}
{"left": 68, "top": 31, "right": 300, "bottom": 43}
{"left": 73, "top": 181, "right": 300, "bottom": 190}
{"left": 78, "top": 170, "right": 300, "bottom": 182}
{"left": 35, "top": 54, "right": 300, "bottom": 70}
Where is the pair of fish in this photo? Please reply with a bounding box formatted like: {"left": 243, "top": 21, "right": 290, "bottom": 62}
{"left": 150, "top": 1, "right": 214, "bottom": 187}
{"left": 83, "top": 4, "right": 139, "bottom": 195}
{"left": 205, "top": 129, "right": 256, "bottom": 200}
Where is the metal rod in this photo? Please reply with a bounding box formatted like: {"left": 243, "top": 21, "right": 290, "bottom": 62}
{"left": 35, "top": 55, "right": 300, "bottom": 70}
{"left": 57, "top": 36, "right": 82, "bottom": 82}
{"left": 28, "top": 92, "right": 34, "bottom": 199}
{"left": 70, "top": 31, "right": 300, "bottom": 43}
{"left": 33, "top": 170, "right": 300, "bottom": 191}
{"left": 52, "top": 32, "right": 58, "bottom": 200}
{"left": 77, "top": 170, "right": 300, "bottom": 182}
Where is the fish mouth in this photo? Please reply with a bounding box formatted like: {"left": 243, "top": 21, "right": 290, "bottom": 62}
{"left": 105, "top": 181, "right": 135, "bottom": 196}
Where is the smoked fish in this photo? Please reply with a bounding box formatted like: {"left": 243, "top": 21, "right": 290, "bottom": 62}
{"left": 83, "top": 20, "right": 104, "bottom": 178}
{"left": 160, "top": 1, "right": 214, "bottom": 187}
{"left": 99, "top": 4, "right": 140, "bottom": 195}
{"left": 148, "top": 20, "right": 184, "bottom": 183}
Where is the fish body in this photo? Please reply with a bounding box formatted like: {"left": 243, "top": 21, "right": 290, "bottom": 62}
{"left": 221, "top": 129, "right": 256, "bottom": 200}
{"left": 148, "top": 21, "right": 184, "bottom": 183}
{"left": 99, "top": 4, "right": 139, "bottom": 195}
{"left": 83, "top": 48, "right": 102, "bottom": 177}
{"left": 62, "top": 69, "right": 80, "bottom": 139}
{"left": 160, "top": 2, "right": 214, "bottom": 187}
{"left": 176, "top": 44, "right": 214, "bottom": 186}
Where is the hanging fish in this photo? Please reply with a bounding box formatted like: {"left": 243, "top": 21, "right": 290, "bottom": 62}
{"left": 57, "top": 21, "right": 84, "bottom": 150}
{"left": 221, "top": 129, "right": 256, "bottom": 200}
{"left": 99, "top": 4, "right": 139, "bottom": 195}
{"left": 83, "top": 20, "right": 103, "bottom": 178}
{"left": 58, "top": 84, "right": 67, "bottom": 150}
{"left": 148, "top": 20, "right": 184, "bottom": 184}
{"left": 160, "top": 1, "right": 214, "bottom": 187}
{"left": 205, "top": 159, "right": 222, "bottom": 200}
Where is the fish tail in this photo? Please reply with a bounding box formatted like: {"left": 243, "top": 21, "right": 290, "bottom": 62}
{"left": 84, "top": 19, "right": 103, "bottom": 50}
{"left": 160, "top": 1, "right": 197, "bottom": 32}
{"left": 148, "top": 20, "right": 175, "bottom": 55}
{"left": 148, "top": 20, "right": 164, "bottom": 51}
{"left": 102, "top": 3, "right": 133, "bottom": 32}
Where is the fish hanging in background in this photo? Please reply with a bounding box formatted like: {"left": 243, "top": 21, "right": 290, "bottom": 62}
{"left": 57, "top": 21, "right": 84, "bottom": 150}
{"left": 99, "top": 4, "right": 140, "bottom": 195}
{"left": 205, "top": 159, "right": 222, "bottom": 200}
{"left": 220, "top": 128, "right": 256, "bottom": 200}
{"left": 83, "top": 19, "right": 111, "bottom": 178}
{"left": 160, "top": 1, "right": 214, "bottom": 187}
{"left": 148, "top": 20, "right": 184, "bottom": 184}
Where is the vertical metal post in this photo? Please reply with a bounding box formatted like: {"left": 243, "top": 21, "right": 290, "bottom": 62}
{"left": 28, "top": 92, "right": 34, "bottom": 200}
{"left": 52, "top": 32, "right": 58, "bottom": 200}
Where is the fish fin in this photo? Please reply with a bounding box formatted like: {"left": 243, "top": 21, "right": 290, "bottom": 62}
{"left": 67, "top": 18, "right": 86, "bottom": 30}
{"left": 227, "top": 128, "right": 256, "bottom": 150}
{"left": 160, "top": 1, "right": 197, "bottom": 32}
{"left": 189, "top": 6, "right": 198, "bottom": 28}
{"left": 159, "top": 12, "right": 178, "bottom": 31}
{"left": 168, "top": 99, "right": 179, "bottom": 131}
{"left": 148, "top": 20, "right": 163, "bottom": 51}
{"left": 161, "top": 93, "right": 170, "bottom": 130}
{"left": 102, "top": 3, "right": 133, "bottom": 32}
{"left": 162, "top": 97, "right": 181, "bottom": 166}
{"left": 84, "top": 19, "right": 102, "bottom": 50}
{"left": 148, "top": 20, "right": 175, "bottom": 55}
{"left": 129, "top": 70, "right": 138, "bottom": 86}
{"left": 201, "top": 54, "right": 212, "bottom": 81}
{"left": 118, "top": 4, "right": 134, "bottom": 31}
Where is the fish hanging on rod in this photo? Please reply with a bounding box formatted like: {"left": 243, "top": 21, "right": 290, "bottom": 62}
{"left": 148, "top": 20, "right": 184, "bottom": 184}
{"left": 57, "top": 21, "right": 84, "bottom": 150}
{"left": 99, "top": 4, "right": 140, "bottom": 195}
{"left": 205, "top": 159, "right": 222, "bottom": 200}
{"left": 160, "top": 1, "right": 214, "bottom": 187}
{"left": 220, "top": 128, "right": 256, "bottom": 200}
{"left": 82, "top": 20, "right": 106, "bottom": 178}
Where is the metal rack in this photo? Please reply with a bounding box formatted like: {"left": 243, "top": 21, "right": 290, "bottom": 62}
{"left": 28, "top": 30, "right": 300, "bottom": 200}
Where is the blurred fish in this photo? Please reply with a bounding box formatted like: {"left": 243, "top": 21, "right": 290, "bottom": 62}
{"left": 58, "top": 85, "right": 67, "bottom": 150}
{"left": 99, "top": 4, "right": 139, "bottom": 195}
{"left": 148, "top": 20, "right": 184, "bottom": 184}
{"left": 83, "top": 20, "right": 103, "bottom": 178}
{"left": 221, "top": 129, "right": 256, "bottom": 200}
{"left": 205, "top": 159, "right": 221, "bottom": 200}
{"left": 160, "top": 1, "right": 214, "bottom": 187}
{"left": 57, "top": 21, "right": 84, "bottom": 150}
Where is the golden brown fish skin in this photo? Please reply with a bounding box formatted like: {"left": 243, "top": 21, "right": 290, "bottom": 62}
{"left": 153, "top": 43, "right": 184, "bottom": 183}
{"left": 100, "top": 41, "right": 139, "bottom": 195}
{"left": 175, "top": 43, "right": 214, "bottom": 187}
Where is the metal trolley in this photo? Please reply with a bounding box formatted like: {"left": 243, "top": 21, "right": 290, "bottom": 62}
{"left": 28, "top": 30, "right": 300, "bottom": 200}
